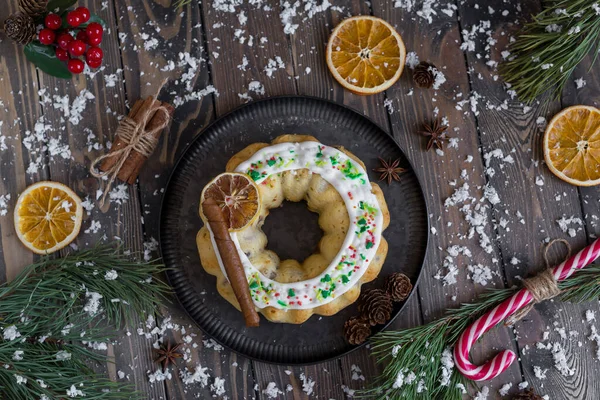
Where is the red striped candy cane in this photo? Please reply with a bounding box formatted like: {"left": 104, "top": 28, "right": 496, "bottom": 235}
{"left": 454, "top": 238, "right": 600, "bottom": 381}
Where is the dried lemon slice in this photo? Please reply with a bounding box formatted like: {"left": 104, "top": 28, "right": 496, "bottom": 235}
{"left": 326, "top": 15, "right": 406, "bottom": 95}
{"left": 543, "top": 105, "right": 600, "bottom": 186}
{"left": 14, "top": 181, "right": 83, "bottom": 254}
{"left": 200, "top": 172, "right": 260, "bottom": 231}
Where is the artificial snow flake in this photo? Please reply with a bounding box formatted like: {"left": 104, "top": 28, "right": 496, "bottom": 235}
{"left": 105, "top": 270, "right": 118, "bottom": 281}
{"left": 262, "top": 382, "right": 283, "bottom": 398}
{"left": 575, "top": 78, "right": 586, "bottom": 89}
{"left": 3, "top": 325, "right": 21, "bottom": 341}
{"left": 203, "top": 338, "right": 224, "bottom": 352}
{"left": 56, "top": 350, "right": 72, "bottom": 361}
{"left": 148, "top": 368, "right": 172, "bottom": 383}
{"left": 499, "top": 383, "right": 512, "bottom": 396}
{"left": 351, "top": 364, "right": 365, "bottom": 381}
{"left": 83, "top": 291, "right": 103, "bottom": 317}
{"left": 53, "top": 89, "right": 95, "bottom": 126}
{"left": 383, "top": 98, "right": 394, "bottom": 114}
{"left": 143, "top": 237, "right": 159, "bottom": 262}
{"left": 586, "top": 310, "right": 596, "bottom": 322}
{"left": 405, "top": 51, "right": 419, "bottom": 69}
{"left": 109, "top": 184, "right": 129, "bottom": 205}
{"left": 533, "top": 365, "right": 548, "bottom": 380}
{"left": 430, "top": 66, "right": 446, "bottom": 90}
{"left": 300, "top": 372, "right": 315, "bottom": 395}
{"left": 66, "top": 384, "right": 85, "bottom": 397}
{"left": 211, "top": 377, "right": 226, "bottom": 396}
{"left": 551, "top": 342, "right": 575, "bottom": 376}
{"left": 264, "top": 56, "right": 285, "bottom": 77}
{"left": 473, "top": 386, "right": 489, "bottom": 400}
{"left": 84, "top": 220, "right": 101, "bottom": 234}
{"left": 439, "top": 348, "right": 454, "bottom": 386}
{"left": 180, "top": 364, "right": 210, "bottom": 387}
{"left": 0, "top": 194, "right": 10, "bottom": 216}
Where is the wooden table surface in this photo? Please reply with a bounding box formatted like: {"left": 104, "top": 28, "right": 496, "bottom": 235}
{"left": 1, "top": 0, "right": 600, "bottom": 399}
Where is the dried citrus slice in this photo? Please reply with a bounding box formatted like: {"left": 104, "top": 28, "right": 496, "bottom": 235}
{"left": 14, "top": 181, "right": 83, "bottom": 254}
{"left": 543, "top": 105, "right": 600, "bottom": 186}
{"left": 200, "top": 172, "right": 260, "bottom": 231}
{"left": 326, "top": 15, "right": 406, "bottom": 95}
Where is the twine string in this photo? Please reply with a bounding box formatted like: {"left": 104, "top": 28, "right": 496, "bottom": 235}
{"left": 506, "top": 238, "right": 571, "bottom": 325}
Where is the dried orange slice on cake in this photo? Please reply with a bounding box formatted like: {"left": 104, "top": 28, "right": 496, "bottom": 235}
{"left": 200, "top": 172, "right": 260, "bottom": 231}
{"left": 326, "top": 15, "right": 406, "bottom": 95}
{"left": 543, "top": 105, "right": 600, "bottom": 186}
{"left": 14, "top": 181, "right": 83, "bottom": 254}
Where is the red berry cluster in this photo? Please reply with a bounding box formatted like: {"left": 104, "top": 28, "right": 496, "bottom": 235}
{"left": 38, "top": 7, "right": 104, "bottom": 74}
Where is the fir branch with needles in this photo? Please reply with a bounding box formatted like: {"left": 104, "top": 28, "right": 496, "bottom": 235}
{"left": 0, "top": 245, "right": 170, "bottom": 399}
{"left": 358, "top": 263, "right": 600, "bottom": 399}
{"left": 173, "top": 0, "right": 192, "bottom": 8}
{"left": 500, "top": 0, "right": 600, "bottom": 103}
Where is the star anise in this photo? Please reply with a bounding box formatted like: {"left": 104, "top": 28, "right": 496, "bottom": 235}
{"left": 373, "top": 157, "right": 406, "bottom": 185}
{"left": 154, "top": 341, "right": 183, "bottom": 369}
{"left": 419, "top": 119, "right": 450, "bottom": 151}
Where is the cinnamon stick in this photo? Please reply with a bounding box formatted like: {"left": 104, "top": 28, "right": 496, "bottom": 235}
{"left": 99, "top": 96, "right": 174, "bottom": 184}
{"left": 202, "top": 197, "right": 260, "bottom": 327}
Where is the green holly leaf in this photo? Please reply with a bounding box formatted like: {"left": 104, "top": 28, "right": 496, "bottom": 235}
{"left": 341, "top": 275, "right": 349, "bottom": 284}
{"left": 47, "top": 0, "right": 77, "bottom": 15}
{"left": 24, "top": 42, "right": 72, "bottom": 79}
{"left": 288, "top": 289, "right": 295, "bottom": 297}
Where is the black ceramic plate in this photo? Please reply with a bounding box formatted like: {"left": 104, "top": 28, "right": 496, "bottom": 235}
{"left": 160, "top": 96, "right": 428, "bottom": 364}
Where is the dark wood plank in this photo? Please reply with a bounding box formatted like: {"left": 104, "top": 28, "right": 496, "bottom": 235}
{"left": 200, "top": 0, "right": 297, "bottom": 114}
{"left": 290, "top": 1, "right": 391, "bottom": 129}
{"left": 109, "top": 0, "right": 255, "bottom": 398}
{"left": 28, "top": 0, "right": 167, "bottom": 397}
{"left": 455, "top": 0, "right": 600, "bottom": 398}
{"left": 283, "top": 0, "right": 425, "bottom": 390}
{"left": 0, "top": 1, "right": 48, "bottom": 282}
{"left": 197, "top": 2, "right": 323, "bottom": 399}
{"left": 369, "top": 0, "right": 524, "bottom": 396}
{"left": 556, "top": 31, "right": 600, "bottom": 400}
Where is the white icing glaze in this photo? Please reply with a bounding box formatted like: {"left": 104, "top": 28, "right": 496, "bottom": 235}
{"left": 207, "top": 141, "right": 383, "bottom": 310}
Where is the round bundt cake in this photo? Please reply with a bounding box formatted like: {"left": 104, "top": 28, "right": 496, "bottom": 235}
{"left": 196, "top": 134, "right": 390, "bottom": 324}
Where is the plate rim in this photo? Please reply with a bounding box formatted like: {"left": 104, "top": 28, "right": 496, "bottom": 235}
{"left": 158, "top": 95, "right": 430, "bottom": 365}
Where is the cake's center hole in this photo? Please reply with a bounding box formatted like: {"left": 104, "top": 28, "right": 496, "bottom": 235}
{"left": 262, "top": 201, "right": 322, "bottom": 263}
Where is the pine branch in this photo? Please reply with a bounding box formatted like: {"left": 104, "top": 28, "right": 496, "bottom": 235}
{"left": 500, "top": 0, "right": 600, "bottom": 103}
{"left": 359, "top": 262, "right": 600, "bottom": 399}
{"left": 0, "top": 245, "right": 170, "bottom": 399}
{"left": 173, "top": 0, "right": 192, "bottom": 8}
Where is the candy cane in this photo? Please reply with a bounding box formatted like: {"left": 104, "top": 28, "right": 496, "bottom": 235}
{"left": 454, "top": 238, "right": 600, "bottom": 381}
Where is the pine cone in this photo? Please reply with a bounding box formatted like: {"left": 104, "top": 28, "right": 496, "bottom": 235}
{"left": 344, "top": 316, "right": 371, "bottom": 345}
{"left": 512, "top": 389, "right": 543, "bottom": 400}
{"left": 413, "top": 61, "right": 436, "bottom": 89}
{"left": 384, "top": 272, "right": 413, "bottom": 302}
{"left": 19, "top": 0, "right": 49, "bottom": 19}
{"left": 3, "top": 12, "right": 36, "bottom": 45}
{"left": 358, "top": 289, "right": 393, "bottom": 326}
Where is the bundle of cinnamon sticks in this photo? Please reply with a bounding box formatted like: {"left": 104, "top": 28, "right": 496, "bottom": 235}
{"left": 99, "top": 96, "right": 174, "bottom": 184}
